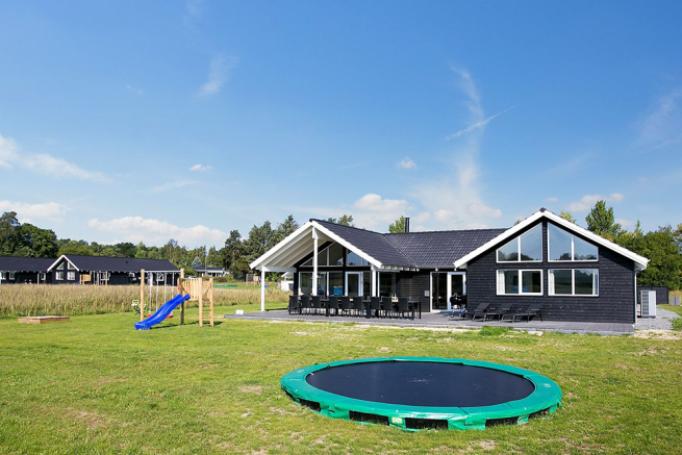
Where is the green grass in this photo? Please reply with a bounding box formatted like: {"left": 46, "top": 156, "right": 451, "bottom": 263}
{"left": 660, "top": 304, "right": 682, "bottom": 331}
{"left": 1, "top": 310, "right": 681, "bottom": 454}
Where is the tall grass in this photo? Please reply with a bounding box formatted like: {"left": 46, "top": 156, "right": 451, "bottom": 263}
{"left": 0, "top": 284, "right": 289, "bottom": 318}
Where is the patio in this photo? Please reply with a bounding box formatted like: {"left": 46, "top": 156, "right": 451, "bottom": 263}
{"left": 226, "top": 309, "right": 637, "bottom": 335}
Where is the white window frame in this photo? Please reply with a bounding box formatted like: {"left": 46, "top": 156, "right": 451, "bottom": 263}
{"left": 55, "top": 271, "right": 64, "bottom": 281}
{"left": 496, "top": 225, "right": 543, "bottom": 263}
{"left": 8, "top": 272, "right": 15, "bottom": 280}
{"left": 548, "top": 269, "right": 599, "bottom": 297}
{"left": 547, "top": 224, "right": 598, "bottom": 263}
{"left": 298, "top": 271, "right": 328, "bottom": 296}
{"left": 67, "top": 271, "right": 75, "bottom": 281}
{"left": 496, "top": 269, "right": 543, "bottom": 296}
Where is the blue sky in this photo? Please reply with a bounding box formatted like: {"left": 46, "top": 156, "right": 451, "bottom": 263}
{"left": 1, "top": 1, "right": 681, "bottom": 247}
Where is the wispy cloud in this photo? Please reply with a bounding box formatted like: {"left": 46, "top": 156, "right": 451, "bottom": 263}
{"left": 189, "top": 163, "right": 211, "bottom": 172}
{"left": 125, "top": 84, "right": 144, "bottom": 96}
{"left": 0, "top": 133, "right": 109, "bottom": 182}
{"left": 199, "top": 55, "right": 237, "bottom": 96}
{"left": 637, "top": 88, "right": 682, "bottom": 151}
{"left": 567, "top": 192, "right": 624, "bottom": 212}
{"left": 88, "top": 216, "right": 225, "bottom": 247}
{"left": 397, "top": 158, "right": 416, "bottom": 170}
{"left": 151, "top": 180, "right": 197, "bottom": 193}
{"left": 446, "top": 106, "right": 513, "bottom": 140}
{"left": 0, "top": 200, "right": 67, "bottom": 223}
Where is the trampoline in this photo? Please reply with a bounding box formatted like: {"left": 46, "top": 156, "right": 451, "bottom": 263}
{"left": 281, "top": 357, "right": 561, "bottom": 430}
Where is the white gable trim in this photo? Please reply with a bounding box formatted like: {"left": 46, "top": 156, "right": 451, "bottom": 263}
{"left": 249, "top": 221, "right": 384, "bottom": 271}
{"left": 47, "top": 255, "right": 80, "bottom": 272}
{"left": 453, "top": 210, "right": 649, "bottom": 271}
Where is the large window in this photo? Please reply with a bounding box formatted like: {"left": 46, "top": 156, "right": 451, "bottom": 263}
{"left": 55, "top": 271, "right": 64, "bottom": 281}
{"left": 67, "top": 271, "right": 76, "bottom": 281}
{"left": 548, "top": 269, "right": 599, "bottom": 296}
{"left": 346, "top": 250, "right": 369, "bottom": 266}
{"left": 328, "top": 272, "right": 344, "bottom": 296}
{"left": 496, "top": 270, "right": 543, "bottom": 295}
{"left": 548, "top": 224, "right": 597, "bottom": 262}
{"left": 497, "top": 224, "right": 542, "bottom": 262}
{"left": 298, "top": 272, "right": 328, "bottom": 296}
{"left": 379, "top": 273, "right": 398, "bottom": 298}
{"left": 300, "top": 243, "right": 350, "bottom": 267}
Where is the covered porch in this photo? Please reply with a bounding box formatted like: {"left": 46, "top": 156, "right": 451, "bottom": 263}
{"left": 249, "top": 220, "right": 420, "bottom": 313}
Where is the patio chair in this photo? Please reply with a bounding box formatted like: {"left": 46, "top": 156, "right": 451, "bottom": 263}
{"left": 483, "top": 303, "right": 513, "bottom": 321}
{"left": 500, "top": 304, "right": 527, "bottom": 322}
{"left": 328, "top": 296, "right": 339, "bottom": 316}
{"left": 288, "top": 295, "right": 301, "bottom": 315}
{"left": 338, "top": 297, "right": 351, "bottom": 316}
{"left": 299, "top": 295, "right": 310, "bottom": 314}
{"left": 310, "top": 296, "right": 321, "bottom": 315}
{"left": 512, "top": 303, "right": 544, "bottom": 322}
{"left": 381, "top": 297, "right": 396, "bottom": 317}
{"left": 352, "top": 297, "right": 364, "bottom": 316}
{"left": 370, "top": 297, "right": 383, "bottom": 318}
{"left": 397, "top": 298, "right": 413, "bottom": 319}
{"left": 470, "top": 302, "right": 491, "bottom": 321}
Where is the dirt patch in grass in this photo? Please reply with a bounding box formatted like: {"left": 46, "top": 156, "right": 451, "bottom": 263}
{"left": 239, "top": 385, "right": 263, "bottom": 395}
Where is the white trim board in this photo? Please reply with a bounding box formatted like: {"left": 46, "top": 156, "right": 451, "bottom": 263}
{"left": 46, "top": 255, "right": 80, "bottom": 272}
{"left": 454, "top": 209, "right": 649, "bottom": 271}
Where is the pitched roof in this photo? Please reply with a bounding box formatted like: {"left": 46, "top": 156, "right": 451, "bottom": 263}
{"left": 49, "top": 255, "right": 178, "bottom": 273}
{"left": 312, "top": 220, "right": 417, "bottom": 268}
{"left": 0, "top": 256, "right": 54, "bottom": 272}
{"left": 385, "top": 228, "right": 507, "bottom": 269}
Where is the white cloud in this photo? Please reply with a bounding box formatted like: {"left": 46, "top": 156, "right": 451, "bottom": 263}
{"left": 352, "top": 193, "right": 410, "bottom": 229}
{"left": 125, "top": 84, "right": 144, "bottom": 95}
{"left": 545, "top": 196, "right": 560, "bottom": 203}
{"left": 638, "top": 89, "right": 682, "bottom": 150}
{"left": 446, "top": 107, "right": 513, "bottom": 140}
{"left": 189, "top": 163, "right": 211, "bottom": 172}
{"left": 397, "top": 158, "right": 416, "bottom": 170}
{"left": 0, "top": 200, "right": 67, "bottom": 223}
{"left": 199, "top": 55, "right": 237, "bottom": 96}
{"left": 0, "top": 133, "right": 109, "bottom": 182}
{"left": 567, "top": 193, "right": 624, "bottom": 212}
{"left": 151, "top": 180, "right": 197, "bottom": 193}
{"left": 87, "top": 216, "right": 225, "bottom": 247}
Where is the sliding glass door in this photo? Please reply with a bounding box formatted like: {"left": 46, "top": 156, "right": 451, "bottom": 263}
{"left": 431, "top": 272, "right": 466, "bottom": 311}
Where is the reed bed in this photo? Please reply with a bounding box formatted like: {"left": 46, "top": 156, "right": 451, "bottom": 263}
{"left": 0, "top": 284, "right": 289, "bottom": 318}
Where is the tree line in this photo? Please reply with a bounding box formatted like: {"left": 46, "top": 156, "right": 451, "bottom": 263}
{"left": 1, "top": 202, "right": 680, "bottom": 288}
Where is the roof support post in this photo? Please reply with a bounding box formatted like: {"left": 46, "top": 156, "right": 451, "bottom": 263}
{"left": 260, "top": 268, "right": 266, "bottom": 312}
{"left": 371, "top": 266, "right": 377, "bottom": 297}
{"left": 312, "top": 227, "right": 319, "bottom": 297}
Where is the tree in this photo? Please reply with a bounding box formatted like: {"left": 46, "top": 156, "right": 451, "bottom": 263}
{"left": 559, "top": 210, "right": 576, "bottom": 224}
{"left": 0, "top": 211, "right": 22, "bottom": 255}
{"left": 113, "top": 242, "right": 137, "bottom": 257}
{"left": 326, "top": 214, "right": 354, "bottom": 226}
{"left": 243, "top": 221, "right": 274, "bottom": 261}
{"left": 272, "top": 215, "right": 299, "bottom": 244}
{"left": 221, "top": 230, "right": 243, "bottom": 271}
{"left": 388, "top": 216, "right": 408, "bottom": 233}
{"left": 57, "top": 239, "right": 95, "bottom": 256}
{"left": 585, "top": 201, "right": 621, "bottom": 239}
{"left": 18, "top": 223, "right": 58, "bottom": 257}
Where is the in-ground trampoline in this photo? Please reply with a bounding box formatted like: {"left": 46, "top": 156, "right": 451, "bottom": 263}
{"left": 281, "top": 357, "right": 561, "bottom": 431}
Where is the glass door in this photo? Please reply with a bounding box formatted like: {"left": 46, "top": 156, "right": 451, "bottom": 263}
{"left": 345, "top": 272, "right": 363, "bottom": 297}
{"left": 431, "top": 272, "right": 466, "bottom": 311}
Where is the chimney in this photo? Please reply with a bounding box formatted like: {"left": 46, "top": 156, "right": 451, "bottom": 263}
{"left": 404, "top": 217, "right": 410, "bottom": 233}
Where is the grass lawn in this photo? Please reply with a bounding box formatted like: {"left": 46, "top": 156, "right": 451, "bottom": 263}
{"left": 1, "top": 308, "right": 681, "bottom": 454}
{"left": 660, "top": 304, "right": 682, "bottom": 331}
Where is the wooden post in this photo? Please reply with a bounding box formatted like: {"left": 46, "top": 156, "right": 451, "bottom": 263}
{"left": 179, "top": 269, "right": 185, "bottom": 325}
{"left": 198, "top": 278, "right": 204, "bottom": 328}
{"left": 209, "top": 277, "right": 214, "bottom": 327}
{"left": 139, "top": 269, "right": 145, "bottom": 321}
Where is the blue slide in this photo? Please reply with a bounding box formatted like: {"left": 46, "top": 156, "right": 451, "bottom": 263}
{"left": 135, "top": 294, "right": 190, "bottom": 330}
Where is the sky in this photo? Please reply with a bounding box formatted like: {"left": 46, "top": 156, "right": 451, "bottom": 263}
{"left": 1, "top": 0, "right": 681, "bottom": 248}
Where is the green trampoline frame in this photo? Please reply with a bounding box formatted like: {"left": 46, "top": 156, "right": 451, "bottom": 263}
{"left": 281, "top": 357, "right": 562, "bottom": 431}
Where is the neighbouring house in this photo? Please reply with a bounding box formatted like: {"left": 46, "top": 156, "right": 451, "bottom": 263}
{"left": 47, "top": 255, "right": 179, "bottom": 285}
{"left": 194, "top": 266, "right": 227, "bottom": 277}
{"left": 279, "top": 271, "right": 294, "bottom": 292}
{"left": 249, "top": 208, "right": 649, "bottom": 324}
{"left": 0, "top": 256, "right": 54, "bottom": 284}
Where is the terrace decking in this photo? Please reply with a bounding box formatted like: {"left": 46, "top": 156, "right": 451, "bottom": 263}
{"left": 226, "top": 309, "right": 638, "bottom": 335}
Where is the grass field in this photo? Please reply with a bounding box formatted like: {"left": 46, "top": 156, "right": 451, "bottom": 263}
{"left": 0, "top": 284, "right": 289, "bottom": 318}
{"left": 660, "top": 304, "right": 682, "bottom": 331}
{"left": 1, "top": 307, "right": 681, "bottom": 454}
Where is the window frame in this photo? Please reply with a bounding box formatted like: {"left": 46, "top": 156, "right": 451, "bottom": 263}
{"left": 55, "top": 271, "right": 64, "bottom": 281}
{"left": 496, "top": 269, "right": 544, "bottom": 296}
{"left": 496, "top": 224, "right": 543, "bottom": 264}
{"left": 548, "top": 268, "right": 599, "bottom": 297}
{"left": 67, "top": 271, "right": 76, "bottom": 281}
{"left": 547, "top": 224, "right": 598, "bottom": 263}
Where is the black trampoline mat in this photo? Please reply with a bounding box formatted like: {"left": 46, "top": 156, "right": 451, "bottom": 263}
{"left": 305, "top": 361, "right": 535, "bottom": 407}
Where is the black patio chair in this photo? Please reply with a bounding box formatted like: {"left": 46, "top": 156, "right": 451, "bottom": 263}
{"left": 338, "top": 297, "right": 351, "bottom": 316}
{"left": 288, "top": 295, "right": 301, "bottom": 315}
{"left": 483, "top": 303, "right": 513, "bottom": 321}
{"left": 370, "top": 297, "right": 383, "bottom": 318}
{"left": 397, "top": 297, "right": 413, "bottom": 319}
{"left": 352, "top": 297, "right": 364, "bottom": 316}
{"left": 470, "top": 302, "right": 491, "bottom": 321}
{"left": 310, "top": 296, "right": 321, "bottom": 315}
{"left": 299, "top": 295, "right": 310, "bottom": 314}
{"left": 500, "top": 304, "right": 527, "bottom": 322}
{"left": 381, "top": 297, "right": 396, "bottom": 318}
{"left": 328, "top": 296, "right": 339, "bottom": 316}
{"left": 512, "top": 303, "right": 544, "bottom": 322}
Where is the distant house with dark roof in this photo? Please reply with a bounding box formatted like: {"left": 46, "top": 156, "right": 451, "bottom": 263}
{"left": 195, "top": 266, "right": 227, "bottom": 277}
{"left": 47, "top": 255, "right": 179, "bottom": 285}
{"left": 250, "top": 209, "right": 649, "bottom": 323}
{"left": 0, "top": 256, "right": 54, "bottom": 284}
